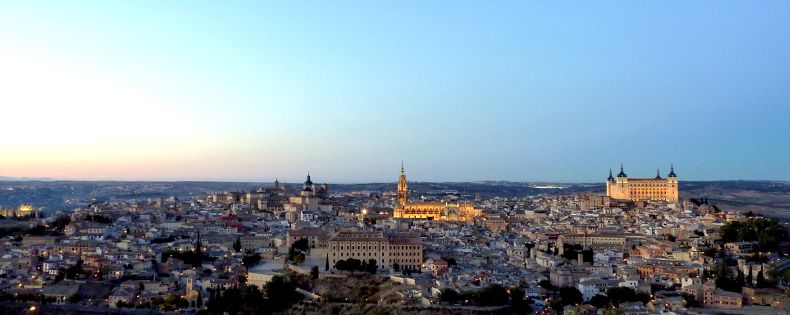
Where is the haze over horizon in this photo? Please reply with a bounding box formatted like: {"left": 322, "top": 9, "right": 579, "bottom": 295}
{"left": 1, "top": 2, "right": 789, "bottom": 182}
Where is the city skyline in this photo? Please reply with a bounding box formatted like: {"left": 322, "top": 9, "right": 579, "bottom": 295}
{"left": 2, "top": 2, "right": 790, "bottom": 182}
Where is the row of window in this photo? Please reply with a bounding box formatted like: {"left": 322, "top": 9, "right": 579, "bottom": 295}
{"left": 331, "top": 258, "right": 420, "bottom": 264}
{"left": 331, "top": 245, "right": 421, "bottom": 250}
{"left": 333, "top": 251, "right": 421, "bottom": 258}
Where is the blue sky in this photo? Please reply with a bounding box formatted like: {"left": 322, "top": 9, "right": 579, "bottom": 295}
{"left": 0, "top": 1, "right": 789, "bottom": 182}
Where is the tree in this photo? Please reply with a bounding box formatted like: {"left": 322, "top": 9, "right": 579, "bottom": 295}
{"left": 52, "top": 215, "right": 71, "bottom": 232}
{"left": 538, "top": 279, "right": 557, "bottom": 290}
{"left": 292, "top": 238, "right": 310, "bottom": 252}
{"left": 366, "top": 259, "right": 378, "bottom": 274}
{"left": 233, "top": 237, "right": 241, "bottom": 253}
{"left": 715, "top": 261, "right": 740, "bottom": 292}
{"left": 293, "top": 252, "right": 305, "bottom": 265}
{"left": 335, "top": 259, "right": 347, "bottom": 272}
{"left": 559, "top": 287, "right": 583, "bottom": 306}
{"left": 477, "top": 284, "right": 510, "bottom": 306}
{"left": 509, "top": 287, "right": 531, "bottom": 314}
{"left": 311, "top": 266, "right": 319, "bottom": 279}
{"left": 681, "top": 293, "right": 700, "bottom": 308}
{"left": 441, "top": 257, "right": 457, "bottom": 266}
{"left": 589, "top": 294, "right": 610, "bottom": 308}
{"left": 241, "top": 253, "right": 262, "bottom": 269}
{"left": 325, "top": 254, "right": 329, "bottom": 271}
{"left": 393, "top": 262, "right": 400, "bottom": 271}
{"left": 634, "top": 292, "right": 650, "bottom": 304}
{"left": 756, "top": 270, "right": 767, "bottom": 288}
{"left": 606, "top": 287, "right": 636, "bottom": 306}
{"left": 196, "top": 291, "right": 202, "bottom": 308}
{"left": 718, "top": 217, "right": 788, "bottom": 252}
{"left": 746, "top": 265, "right": 753, "bottom": 286}
{"left": 439, "top": 288, "right": 460, "bottom": 304}
{"left": 562, "top": 244, "right": 578, "bottom": 260}
{"left": 580, "top": 249, "right": 594, "bottom": 263}
{"left": 735, "top": 269, "right": 746, "bottom": 289}
{"left": 265, "top": 276, "right": 297, "bottom": 311}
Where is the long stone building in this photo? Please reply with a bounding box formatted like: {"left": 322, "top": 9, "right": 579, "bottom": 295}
{"left": 328, "top": 230, "right": 423, "bottom": 270}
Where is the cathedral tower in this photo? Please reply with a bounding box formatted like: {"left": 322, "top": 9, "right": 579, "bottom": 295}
{"left": 397, "top": 163, "right": 409, "bottom": 207}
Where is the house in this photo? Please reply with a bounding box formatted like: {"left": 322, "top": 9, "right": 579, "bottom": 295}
{"left": 40, "top": 283, "right": 80, "bottom": 304}
{"left": 108, "top": 287, "right": 135, "bottom": 308}
{"left": 723, "top": 242, "right": 753, "bottom": 255}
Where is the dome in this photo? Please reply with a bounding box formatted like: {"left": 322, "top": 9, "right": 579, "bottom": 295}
{"left": 617, "top": 165, "right": 627, "bottom": 177}
{"left": 668, "top": 165, "right": 677, "bottom": 177}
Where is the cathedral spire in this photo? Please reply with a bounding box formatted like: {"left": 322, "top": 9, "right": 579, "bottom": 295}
{"left": 397, "top": 163, "right": 409, "bottom": 207}
{"left": 655, "top": 168, "right": 662, "bottom": 179}
{"left": 607, "top": 168, "right": 614, "bottom": 181}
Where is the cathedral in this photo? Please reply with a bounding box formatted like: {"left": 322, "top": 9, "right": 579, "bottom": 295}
{"left": 606, "top": 165, "right": 679, "bottom": 202}
{"left": 392, "top": 164, "right": 480, "bottom": 222}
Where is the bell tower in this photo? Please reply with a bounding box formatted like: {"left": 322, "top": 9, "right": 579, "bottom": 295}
{"left": 397, "top": 162, "right": 409, "bottom": 207}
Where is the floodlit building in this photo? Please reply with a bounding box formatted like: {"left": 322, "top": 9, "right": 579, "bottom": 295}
{"left": 328, "top": 229, "right": 423, "bottom": 270}
{"left": 606, "top": 165, "right": 679, "bottom": 202}
{"left": 392, "top": 164, "right": 480, "bottom": 221}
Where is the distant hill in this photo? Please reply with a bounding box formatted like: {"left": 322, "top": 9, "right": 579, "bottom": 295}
{"left": 0, "top": 176, "right": 54, "bottom": 181}
{"left": 0, "top": 179, "right": 787, "bottom": 218}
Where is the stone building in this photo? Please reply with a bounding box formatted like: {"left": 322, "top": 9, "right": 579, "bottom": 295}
{"left": 606, "top": 165, "right": 679, "bottom": 202}
{"left": 392, "top": 165, "right": 480, "bottom": 221}
{"left": 328, "top": 229, "right": 423, "bottom": 270}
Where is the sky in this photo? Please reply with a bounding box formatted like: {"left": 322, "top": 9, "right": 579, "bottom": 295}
{"left": 1, "top": 2, "right": 789, "bottom": 183}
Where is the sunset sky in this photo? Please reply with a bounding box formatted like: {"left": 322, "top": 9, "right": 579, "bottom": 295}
{"left": 1, "top": 2, "right": 789, "bottom": 182}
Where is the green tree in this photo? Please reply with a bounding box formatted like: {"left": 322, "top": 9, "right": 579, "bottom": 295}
{"left": 292, "top": 238, "right": 310, "bottom": 252}
{"left": 439, "top": 288, "right": 460, "bottom": 304}
{"left": 311, "top": 265, "right": 319, "bottom": 279}
{"left": 477, "top": 284, "right": 510, "bottom": 306}
{"left": 366, "top": 259, "right": 378, "bottom": 274}
{"left": 746, "top": 265, "right": 753, "bottom": 286}
{"left": 559, "top": 286, "right": 583, "bottom": 306}
{"left": 580, "top": 249, "right": 594, "bottom": 263}
{"left": 756, "top": 270, "right": 767, "bottom": 288}
{"left": 714, "top": 261, "right": 740, "bottom": 292}
{"left": 233, "top": 236, "right": 241, "bottom": 253}
{"left": 538, "top": 279, "right": 557, "bottom": 290}
{"left": 681, "top": 293, "right": 700, "bottom": 308}
{"left": 241, "top": 253, "right": 262, "bottom": 269}
{"left": 265, "top": 276, "right": 298, "bottom": 311}
{"left": 325, "top": 254, "right": 329, "bottom": 271}
{"left": 735, "top": 269, "right": 746, "bottom": 289}
{"left": 562, "top": 244, "right": 578, "bottom": 260}
{"left": 509, "top": 287, "right": 531, "bottom": 314}
{"left": 606, "top": 287, "right": 636, "bottom": 306}
{"left": 589, "top": 294, "right": 610, "bottom": 308}
{"left": 335, "top": 259, "right": 348, "bottom": 272}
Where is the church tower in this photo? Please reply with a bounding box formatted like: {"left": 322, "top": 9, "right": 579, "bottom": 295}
{"left": 397, "top": 163, "right": 409, "bottom": 207}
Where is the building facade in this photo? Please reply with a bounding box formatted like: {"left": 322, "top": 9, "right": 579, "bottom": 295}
{"left": 328, "top": 230, "right": 423, "bottom": 270}
{"left": 606, "top": 165, "right": 679, "bottom": 202}
{"left": 392, "top": 165, "right": 480, "bottom": 221}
